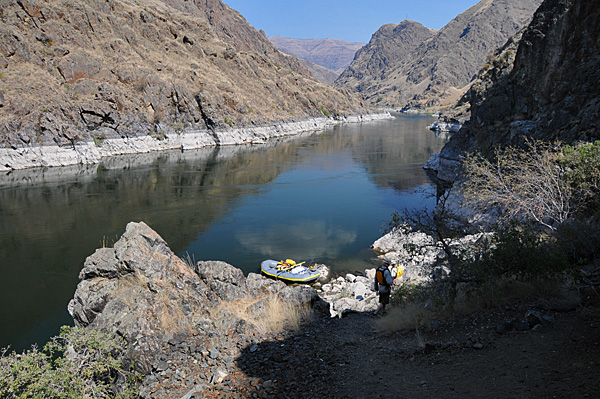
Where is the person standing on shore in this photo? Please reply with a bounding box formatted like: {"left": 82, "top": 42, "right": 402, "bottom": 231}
{"left": 374, "top": 260, "right": 394, "bottom": 315}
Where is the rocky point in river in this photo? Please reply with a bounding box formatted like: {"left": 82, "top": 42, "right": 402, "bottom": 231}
{"left": 0, "top": 0, "right": 377, "bottom": 171}
{"left": 336, "top": 0, "right": 543, "bottom": 110}
{"left": 68, "top": 221, "right": 326, "bottom": 377}
{"left": 66, "top": 221, "right": 600, "bottom": 399}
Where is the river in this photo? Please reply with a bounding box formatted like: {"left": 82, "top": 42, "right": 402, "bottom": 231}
{"left": 0, "top": 113, "right": 448, "bottom": 352}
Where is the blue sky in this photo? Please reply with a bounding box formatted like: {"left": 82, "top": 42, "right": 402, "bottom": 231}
{"left": 223, "top": 0, "right": 481, "bottom": 43}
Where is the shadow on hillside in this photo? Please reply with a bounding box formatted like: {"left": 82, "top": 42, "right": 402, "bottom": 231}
{"left": 232, "top": 307, "right": 396, "bottom": 399}
{"left": 234, "top": 314, "right": 344, "bottom": 398}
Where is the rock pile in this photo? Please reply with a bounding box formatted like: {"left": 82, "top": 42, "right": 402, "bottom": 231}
{"left": 316, "top": 271, "right": 380, "bottom": 318}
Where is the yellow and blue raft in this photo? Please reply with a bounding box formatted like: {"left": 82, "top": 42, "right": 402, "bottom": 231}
{"left": 261, "top": 259, "right": 321, "bottom": 283}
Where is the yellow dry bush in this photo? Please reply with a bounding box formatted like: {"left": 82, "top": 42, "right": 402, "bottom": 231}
{"left": 213, "top": 294, "right": 313, "bottom": 335}
{"left": 156, "top": 288, "right": 191, "bottom": 336}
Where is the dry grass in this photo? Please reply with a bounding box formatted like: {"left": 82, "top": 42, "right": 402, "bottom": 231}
{"left": 373, "top": 302, "right": 435, "bottom": 333}
{"left": 115, "top": 269, "right": 193, "bottom": 336}
{"left": 213, "top": 294, "right": 313, "bottom": 335}
{"left": 182, "top": 252, "right": 196, "bottom": 270}
{"left": 156, "top": 288, "right": 191, "bottom": 336}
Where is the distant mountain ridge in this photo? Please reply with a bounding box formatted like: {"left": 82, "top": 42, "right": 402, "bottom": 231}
{"left": 269, "top": 36, "right": 364, "bottom": 83}
{"left": 336, "top": 0, "right": 543, "bottom": 110}
{"left": 336, "top": 20, "right": 437, "bottom": 97}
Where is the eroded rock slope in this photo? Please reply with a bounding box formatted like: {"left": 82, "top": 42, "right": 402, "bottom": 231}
{"left": 0, "top": 0, "right": 370, "bottom": 160}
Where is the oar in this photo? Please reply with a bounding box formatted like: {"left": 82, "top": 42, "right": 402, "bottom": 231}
{"left": 304, "top": 259, "right": 317, "bottom": 269}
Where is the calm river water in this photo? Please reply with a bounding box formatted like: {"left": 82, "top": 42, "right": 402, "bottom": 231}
{"left": 0, "top": 114, "right": 448, "bottom": 351}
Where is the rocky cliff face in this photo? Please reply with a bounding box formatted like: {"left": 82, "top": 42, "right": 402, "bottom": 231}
{"left": 434, "top": 0, "right": 600, "bottom": 180}
{"left": 0, "top": 0, "right": 370, "bottom": 152}
{"left": 336, "top": 0, "right": 543, "bottom": 109}
{"left": 466, "top": 0, "right": 600, "bottom": 152}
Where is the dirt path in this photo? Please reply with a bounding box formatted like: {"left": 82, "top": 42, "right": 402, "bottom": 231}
{"left": 150, "top": 298, "right": 600, "bottom": 398}
{"left": 319, "top": 303, "right": 600, "bottom": 399}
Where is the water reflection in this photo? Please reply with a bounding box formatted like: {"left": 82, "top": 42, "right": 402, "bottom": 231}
{"left": 235, "top": 220, "right": 358, "bottom": 260}
{"left": 0, "top": 114, "right": 447, "bottom": 351}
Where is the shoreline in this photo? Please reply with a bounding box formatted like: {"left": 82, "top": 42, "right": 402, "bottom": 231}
{"left": 0, "top": 113, "right": 391, "bottom": 173}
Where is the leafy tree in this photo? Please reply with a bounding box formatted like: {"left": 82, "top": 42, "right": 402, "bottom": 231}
{"left": 561, "top": 141, "right": 600, "bottom": 217}
{"left": 487, "top": 222, "right": 569, "bottom": 280}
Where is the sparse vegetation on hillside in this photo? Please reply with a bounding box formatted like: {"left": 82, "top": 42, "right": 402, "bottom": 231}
{"left": 0, "top": 327, "right": 140, "bottom": 398}
{"left": 336, "top": 0, "right": 543, "bottom": 109}
{"left": 0, "top": 0, "right": 369, "bottom": 150}
{"left": 385, "top": 141, "right": 600, "bottom": 320}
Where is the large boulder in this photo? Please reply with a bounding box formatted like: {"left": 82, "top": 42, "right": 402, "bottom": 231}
{"left": 195, "top": 260, "right": 248, "bottom": 301}
{"left": 68, "top": 222, "right": 215, "bottom": 372}
{"left": 371, "top": 224, "right": 493, "bottom": 283}
{"left": 68, "top": 221, "right": 323, "bottom": 373}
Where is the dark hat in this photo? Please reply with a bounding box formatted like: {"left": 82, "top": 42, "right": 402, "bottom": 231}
{"left": 383, "top": 260, "right": 391, "bottom": 266}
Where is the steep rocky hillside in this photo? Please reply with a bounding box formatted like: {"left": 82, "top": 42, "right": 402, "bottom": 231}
{"left": 336, "top": 0, "right": 543, "bottom": 110}
{"left": 0, "top": 0, "right": 370, "bottom": 151}
{"left": 434, "top": 0, "right": 600, "bottom": 180}
{"left": 336, "top": 20, "right": 436, "bottom": 100}
{"left": 299, "top": 58, "right": 340, "bottom": 85}
{"left": 269, "top": 36, "right": 364, "bottom": 75}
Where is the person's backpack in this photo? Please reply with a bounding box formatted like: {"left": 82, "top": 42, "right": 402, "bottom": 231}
{"left": 376, "top": 266, "right": 390, "bottom": 286}
{"left": 375, "top": 266, "right": 392, "bottom": 294}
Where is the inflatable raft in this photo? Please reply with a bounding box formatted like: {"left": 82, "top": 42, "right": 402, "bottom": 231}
{"left": 261, "top": 259, "right": 321, "bottom": 283}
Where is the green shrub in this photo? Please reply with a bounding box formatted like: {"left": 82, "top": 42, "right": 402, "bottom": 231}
{"left": 93, "top": 133, "right": 106, "bottom": 145}
{"left": 488, "top": 224, "right": 569, "bottom": 281}
{"left": 320, "top": 105, "right": 330, "bottom": 118}
{"left": 561, "top": 141, "right": 600, "bottom": 216}
{"left": 0, "top": 326, "right": 140, "bottom": 398}
{"left": 391, "top": 282, "right": 422, "bottom": 306}
{"left": 555, "top": 218, "right": 600, "bottom": 265}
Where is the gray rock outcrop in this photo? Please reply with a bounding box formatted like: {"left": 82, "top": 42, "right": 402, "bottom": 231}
{"left": 430, "top": 0, "right": 600, "bottom": 182}
{"left": 68, "top": 221, "right": 325, "bottom": 373}
{"left": 371, "top": 225, "right": 493, "bottom": 284}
